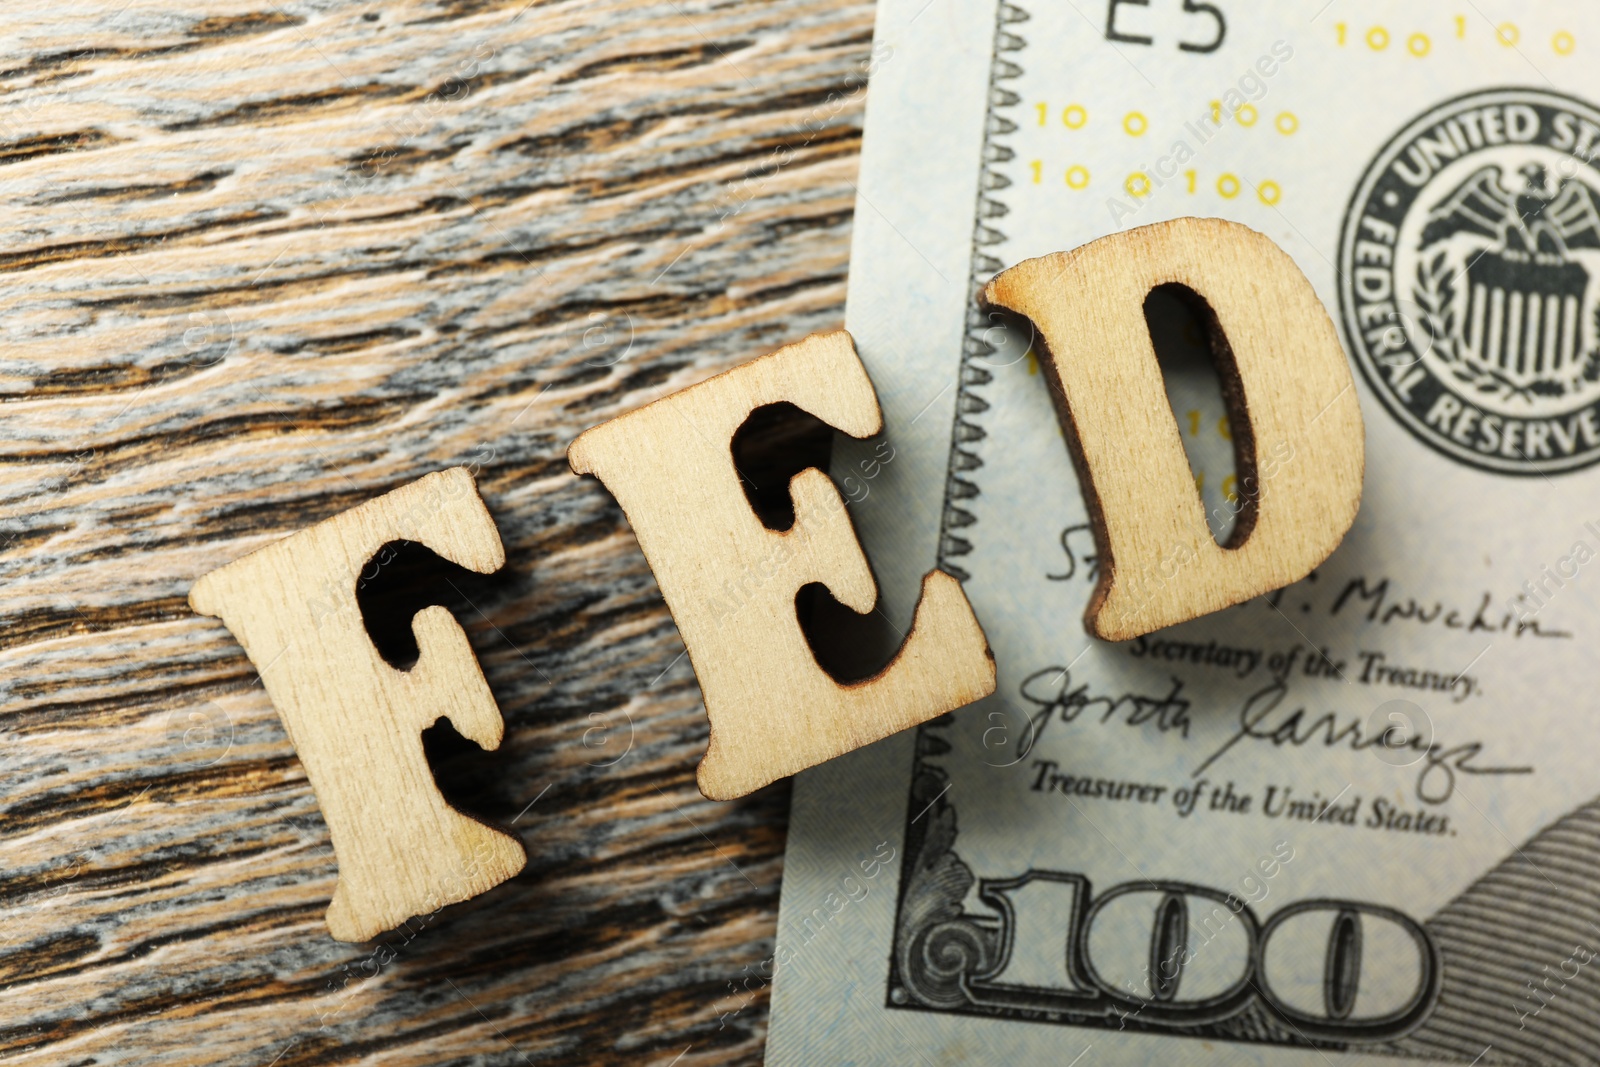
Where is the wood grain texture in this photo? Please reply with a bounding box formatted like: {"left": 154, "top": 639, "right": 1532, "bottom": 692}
{"left": 0, "top": 0, "right": 874, "bottom": 1061}
{"left": 569, "top": 330, "right": 994, "bottom": 800}
{"left": 983, "top": 218, "right": 1365, "bottom": 641}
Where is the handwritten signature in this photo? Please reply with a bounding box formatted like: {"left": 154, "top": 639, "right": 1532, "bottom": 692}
{"left": 1017, "top": 667, "right": 1192, "bottom": 759}
{"left": 1016, "top": 670, "right": 1532, "bottom": 805}
{"left": 1193, "top": 681, "right": 1533, "bottom": 805}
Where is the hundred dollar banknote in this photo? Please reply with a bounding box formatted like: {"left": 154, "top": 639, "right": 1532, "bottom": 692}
{"left": 765, "top": 1, "right": 1600, "bottom": 1064}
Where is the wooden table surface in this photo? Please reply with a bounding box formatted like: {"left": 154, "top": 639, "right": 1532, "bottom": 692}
{"left": 0, "top": 0, "right": 875, "bottom": 1062}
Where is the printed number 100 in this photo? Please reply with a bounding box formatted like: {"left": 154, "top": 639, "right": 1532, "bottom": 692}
{"left": 963, "top": 871, "right": 1440, "bottom": 1040}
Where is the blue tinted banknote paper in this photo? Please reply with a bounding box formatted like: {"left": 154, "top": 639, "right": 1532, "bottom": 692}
{"left": 767, "top": 1, "right": 1600, "bottom": 1063}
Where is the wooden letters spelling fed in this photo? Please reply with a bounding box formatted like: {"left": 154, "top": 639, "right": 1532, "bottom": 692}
{"left": 186, "top": 219, "right": 1363, "bottom": 939}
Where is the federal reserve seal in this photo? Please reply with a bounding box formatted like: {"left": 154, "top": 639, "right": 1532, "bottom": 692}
{"left": 1340, "top": 88, "right": 1600, "bottom": 475}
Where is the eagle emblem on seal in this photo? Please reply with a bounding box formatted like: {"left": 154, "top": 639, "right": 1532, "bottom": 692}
{"left": 1415, "top": 162, "right": 1600, "bottom": 403}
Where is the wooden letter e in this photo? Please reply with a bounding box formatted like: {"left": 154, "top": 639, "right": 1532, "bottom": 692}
{"left": 569, "top": 330, "right": 995, "bottom": 800}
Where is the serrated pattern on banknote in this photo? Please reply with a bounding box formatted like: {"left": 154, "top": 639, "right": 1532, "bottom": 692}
{"left": 1383, "top": 793, "right": 1600, "bottom": 1066}
{"left": 932, "top": 1, "right": 1027, "bottom": 582}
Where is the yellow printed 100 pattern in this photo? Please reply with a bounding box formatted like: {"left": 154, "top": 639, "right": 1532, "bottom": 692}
{"left": 1023, "top": 9, "right": 1582, "bottom": 220}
